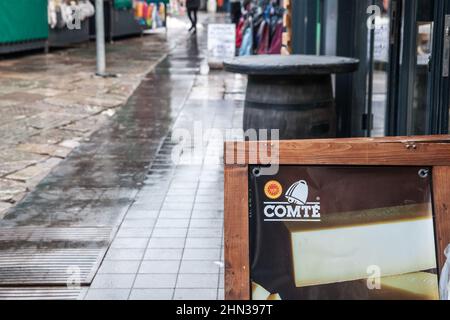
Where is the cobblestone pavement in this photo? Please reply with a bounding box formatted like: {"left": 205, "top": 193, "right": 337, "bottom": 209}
{"left": 0, "top": 29, "right": 182, "bottom": 217}
{"left": 0, "top": 14, "right": 246, "bottom": 300}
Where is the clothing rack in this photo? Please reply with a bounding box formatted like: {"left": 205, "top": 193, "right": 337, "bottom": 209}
{"left": 135, "top": 0, "right": 168, "bottom": 33}
{"left": 236, "top": 0, "right": 285, "bottom": 56}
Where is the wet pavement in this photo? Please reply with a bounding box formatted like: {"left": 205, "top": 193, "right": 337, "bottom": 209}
{"left": 0, "top": 13, "right": 246, "bottom": 300}
{"left": 0, "top": 29, "right": 181, "bottom": 217}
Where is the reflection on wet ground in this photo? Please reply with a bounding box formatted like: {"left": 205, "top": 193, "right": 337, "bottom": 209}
{"left": 0, "top": 28, "right": 177, "bottom": 216}
{"left": 0, "top": 13, "right": 246, "bottom": 300}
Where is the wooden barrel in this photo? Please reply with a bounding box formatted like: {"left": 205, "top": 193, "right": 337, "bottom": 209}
{"left": 244, "top": 74, "right": 335, "bottom": 140}
{"left": 224, "top": 55, "right": 359, "bottom": 140}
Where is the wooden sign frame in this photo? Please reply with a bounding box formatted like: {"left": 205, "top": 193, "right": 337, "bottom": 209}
{"left": 224, "top": 135, "right": 450, "bottom": 300}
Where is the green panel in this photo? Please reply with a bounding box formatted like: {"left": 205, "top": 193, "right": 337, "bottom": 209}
{"left": 147, "top": 0, "right": 169, "bottom": 4}
{"left": 114, "top": 0, "right": 133, "bottom": 9}
{"left": 0, "top": 0, "right": 48, "bottom": 43}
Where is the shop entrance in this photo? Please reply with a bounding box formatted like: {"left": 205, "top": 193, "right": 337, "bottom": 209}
{"left": 364, "top": 0, "right": 450, "bottom": 136}
{"left": 293, "top": 0, "right": 450, "bottom": 137}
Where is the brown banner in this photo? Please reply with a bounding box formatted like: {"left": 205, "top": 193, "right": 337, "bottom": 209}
{"left": 249, "top": 166, "right": 438, "bottom": 300}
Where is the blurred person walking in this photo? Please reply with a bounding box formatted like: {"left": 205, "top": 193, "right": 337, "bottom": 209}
{"left": 186, "top": 0, "right": 200, "bottom": 33}
{"left": 230, "top": 0, "right": 242, "bottom": 25}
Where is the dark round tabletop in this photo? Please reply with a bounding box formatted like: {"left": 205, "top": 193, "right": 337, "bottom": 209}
{"left": 223, "top": 54, "right": 359, "bottom": 75}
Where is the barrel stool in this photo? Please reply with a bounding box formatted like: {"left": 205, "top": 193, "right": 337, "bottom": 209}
{"left": 224, "top": 55, "right": 359, "bottom": 140}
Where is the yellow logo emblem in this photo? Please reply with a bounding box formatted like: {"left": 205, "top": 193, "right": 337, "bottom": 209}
{"left": 264, "top": 180, "right": 283, "bottom": 200}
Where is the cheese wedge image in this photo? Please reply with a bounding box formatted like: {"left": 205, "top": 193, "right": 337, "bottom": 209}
{"left": 252, "top": 282, "right": 271, "bottom": 300}
{"left": 369, "top": 272, "right": 439, "bottom": 300}
{"left": 252, "top": 282, "right": 283, "bottom": 300}
{"left": 284, "top": 203, "right": 437, "bottom": 288}
{"left": 267, "top": 293, "right": 282, "bottom": 300}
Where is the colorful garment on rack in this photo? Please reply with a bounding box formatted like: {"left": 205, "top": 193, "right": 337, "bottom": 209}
{"left": 256, "top": 20, "right": 270, "bottom": 54}
{"left": 236, "top": 18, "right": 245, "bottom": 49}
{"left": 134, "top": 0, "right": 166, "bottom": 28}
{"left": 268, "top": 22, "right": 282, "bottom": 54}
{"left": 236, "top": 0, "right": 285, "bottom": 56}
{"left": 239, "top": 26, "right": 253, "bottom": 56}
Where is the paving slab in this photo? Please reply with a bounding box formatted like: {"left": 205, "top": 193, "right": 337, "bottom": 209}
{"left": 0, "top": 179, "right": 27, "bottom": 202}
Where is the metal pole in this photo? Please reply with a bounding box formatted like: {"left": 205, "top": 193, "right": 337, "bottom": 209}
{"left": 95, "top": 0, "right": 106, "bottom": 76}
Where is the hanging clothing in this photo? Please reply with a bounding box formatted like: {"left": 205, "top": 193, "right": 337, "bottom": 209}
{"left": 239, "top": 25, "right": 253, "bottom": 56}
{"left": 256, "top": 21, "right": 270, "bottom": 54}
{"left": 236, "top": 0, "right": 285, "bottom": 56}
{"left": 152, "top": 3, "right": 158, "bottom": 29}
{"left": 253, "top": 16, "right": 264, "bottom": 51}
{"left": 236, "top": 18, "right": 245, "bottom": 49}
{"left": 268, "top": 22, "right": 283, "bottom": 54}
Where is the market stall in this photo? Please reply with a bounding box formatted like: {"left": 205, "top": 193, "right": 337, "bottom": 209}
{"left": 90, "top": 0, "right": 168, "bottom": 42}
{"left": 0, "top": 0, "right": 48, "bottom": 54}
{"left": 136, "top": 0, "right": 168, "bottom": 33}
{"left": 48, "top": 0, "right": 95, "bottom": 48}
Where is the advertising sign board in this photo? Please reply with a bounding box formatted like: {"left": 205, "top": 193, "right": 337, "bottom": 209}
{"left": 224, "top": 136, "right": 450, "bottom": 300}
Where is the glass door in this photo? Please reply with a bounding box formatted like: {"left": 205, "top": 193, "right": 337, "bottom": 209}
{"left": 407, "top": 0, "right": 434, "bottom": 135}
{"left": 368, "top": 0, "right": 392, "bottom": 136}
{"left": 402, "top": 0, "right": 450, "bottom": 135}
{"left": 368, "top": 0, "right": 450, "bottom": 136}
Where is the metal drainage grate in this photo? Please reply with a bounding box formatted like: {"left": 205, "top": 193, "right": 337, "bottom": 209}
{"left": 0, "top": 227, "right": 113, "bottom": 242}
{"left": 0, "top": 287, "right": 86, "bottom": 300}
{"left": 0, "top": 249, "right": 105, "bottom": 286}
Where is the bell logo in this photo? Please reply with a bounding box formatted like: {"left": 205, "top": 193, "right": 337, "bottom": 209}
{"left": 285, "top": 180, "right": 308, "bottom": 205}
{"left": 263, "top": 180, "right": 321, "bottom": 222}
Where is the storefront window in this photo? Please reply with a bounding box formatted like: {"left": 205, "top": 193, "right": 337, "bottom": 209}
{"left": 412, "top": 21, "right": 434, "bottom": 135}
{"left": 322, "top": 0, "right": 448, "bottom": 137}
{"left": 405, "top": 0, "right": 434, "bottom": 135}
{"left": 370, "top": 0, "right": 391, "bottom": 137}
